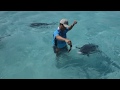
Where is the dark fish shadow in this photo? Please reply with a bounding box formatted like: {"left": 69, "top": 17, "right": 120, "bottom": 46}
{"left": 76, "top": 43, "right": 100, "bottom": 57}
{"left": 29, "top": 22, "right": 58, "bottom": 28}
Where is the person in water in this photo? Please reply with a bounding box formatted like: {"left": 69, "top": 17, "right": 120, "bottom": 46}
{"left": 53, "top": 19, "right": 77, "bottom": 57}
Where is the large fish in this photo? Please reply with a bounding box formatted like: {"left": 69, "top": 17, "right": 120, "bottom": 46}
{"left": 76, "top": 43, "right": 101, "bottom": 57}
{"left": 29, "top": 22, "right": 57, "bottom": 28}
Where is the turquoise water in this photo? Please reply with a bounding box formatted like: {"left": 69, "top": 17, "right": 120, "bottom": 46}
{"left": 0, "top": 11, "right": 120, "bottom": 79}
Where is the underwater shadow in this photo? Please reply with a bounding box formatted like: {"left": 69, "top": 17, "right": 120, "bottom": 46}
{"left": 55, "top": 51, "right": 120, "bottom": 79}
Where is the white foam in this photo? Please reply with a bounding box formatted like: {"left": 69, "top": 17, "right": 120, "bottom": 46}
{"left": 77, "top": 51, "right": 82, "bottom": 54}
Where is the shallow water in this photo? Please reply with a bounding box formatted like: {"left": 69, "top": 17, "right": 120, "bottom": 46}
{"left": 0, "top": 11, "right": 120, "bottom": 79}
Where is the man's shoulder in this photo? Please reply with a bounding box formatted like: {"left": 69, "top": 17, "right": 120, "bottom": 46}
{"left": 53, "top": 29, "right": 59, "bottom": 37}
{"left": 54, "top": 28, "right": 59, "bottom": 33}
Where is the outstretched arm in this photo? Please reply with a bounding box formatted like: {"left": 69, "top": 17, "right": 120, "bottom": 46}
{"left": 68, "top": 20, "right": 77, "bottom": 30}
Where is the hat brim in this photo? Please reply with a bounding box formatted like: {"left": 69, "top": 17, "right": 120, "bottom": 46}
{"left": 63, "top": 24, "right": 69, "bottom": 28}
